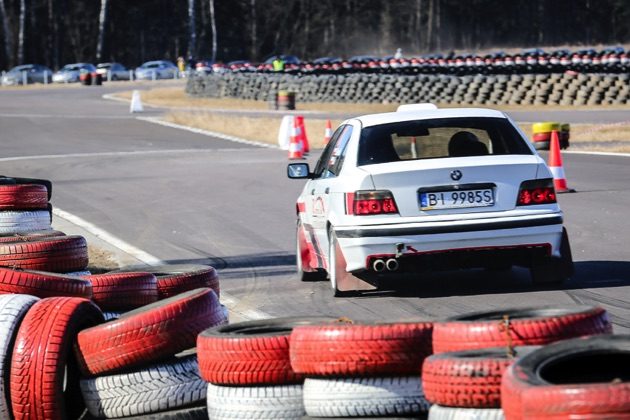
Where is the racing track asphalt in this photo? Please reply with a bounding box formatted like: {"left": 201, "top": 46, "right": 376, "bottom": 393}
{"left": 1, "top": 83, "right": 630, "bottom": 332}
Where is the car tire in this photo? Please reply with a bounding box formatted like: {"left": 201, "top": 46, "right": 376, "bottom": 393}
{"left": 76, "top": 288, "right": 227, "bottom": 376}
{"left": 80, "top": 352, "right": 206, "bottom": 418}
{"left": 0, "top": 235, "right": 88, "bottom": 273}
{"left": 422, "top": 346, "right": 538, "bottom": 408}
{"left": 10, "top": 297, "right": 104, "bottom": 420}
{"left": 206, "top": 383, "right": 305, "bottom": 420}
{"left": 501, "top": 335, "right": 630, "bottom": 419}
{"left": 198, "top": 317, "right": 334, "bottom": 386}
{"left": 290, "top": 320, "right": 433, "bottom": 376}
{"left": 0, "top": 294, "right": 40, "bottom": 418}
{"left": 327, "top": 227, "right": 360, "bottom": 297}
{"left": 0, "top": 184, "right": 48, "bottom": 210}
{"left": 296, "top": 221, "right": 325, "bottom": 282}
{"left": 432, "top": 306, "right": 612, "bottom": 353}
{"left": 303, "top": 376, "right": 430, "bottom": 418}
{"left": 0, "top": 267, "right": 93, "bottom": 298}
{"left": 428, "top": 405, "right": 505, "bottom": 420}
{"left": 84, "top": 272, "right": 158, "bottom": 311}
{"left": 0, "top": 210, "right": 51, "bottom": 235}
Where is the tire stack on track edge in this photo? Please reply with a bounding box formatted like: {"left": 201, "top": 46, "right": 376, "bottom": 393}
{"left": 290, "top": 319, "right": 434, "bottom": 418}
{"left": 76, "top": 288, "right": 227, "bottom": 418}
{"left": 422, "top": 346, "right": 539, "bottom": 420}
{"left": 0, "top": 176, "right": 53, "bottom": 235}
{"left": 197, "top": 317, "right": 336, "bottom": 420}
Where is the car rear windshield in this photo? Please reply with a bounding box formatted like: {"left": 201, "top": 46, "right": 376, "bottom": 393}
{"left": 357, "top": 117, "right": 532, "bottom": 166}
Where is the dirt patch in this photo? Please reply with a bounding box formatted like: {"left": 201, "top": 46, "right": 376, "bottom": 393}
{"left": 87, "top": 245, "right": 120, "bottom": 274}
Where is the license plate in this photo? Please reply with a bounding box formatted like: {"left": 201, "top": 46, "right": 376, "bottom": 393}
{"left": 420, "top": 188, "right": 494, "bottom": 210}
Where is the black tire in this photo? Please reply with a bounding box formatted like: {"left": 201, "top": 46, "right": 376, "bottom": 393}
{"left": 328, "top": 227, "right": 359, "bottom": 297}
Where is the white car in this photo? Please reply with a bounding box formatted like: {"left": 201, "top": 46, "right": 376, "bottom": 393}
{"left": 288, "top": 104, "right": 573, "bottom": 296}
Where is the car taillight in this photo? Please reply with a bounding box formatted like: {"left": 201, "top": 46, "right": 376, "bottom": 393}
{"left": 517, "top": 179, "right": 557, "bottom": 206}
{"left": 346, "top": 191, "right": 399, "bottom": 215}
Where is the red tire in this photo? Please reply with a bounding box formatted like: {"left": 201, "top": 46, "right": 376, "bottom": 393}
{"left": 10, "top": 297, "right": 104, "bottom": 420}
{"left": 0, "top": 229, "right": 65, "bottom": 243}
{"left": 76, "top": 288, "right": 227, "bottom": 376}
{"left": 0, "top": 267, "right": 92, "bottom": 298}
{"left": 198, "top": 317, "right": 335, "bottom": 385}
{"left": 433, "top": 306, "right": 612, "bottom": 354}
{"left": 422, "top": 346, "right": 538, "bottom": 408}
{"left": 0, "top": 235, "right": 88, "bottom": 273}
{"left": 85, "top": 272, "right": 158, "bottom": 311}
{"left": 0, "top": 184, "right": 48, "bottom": 210}
{"left": 153, "top": 264, "right": 220, "bottom": 299}
{"left": 501, "top": 335, "right": 630, "bottom": 420}
{"left": 290, "top": 320, "right": 433, "bottom": 376}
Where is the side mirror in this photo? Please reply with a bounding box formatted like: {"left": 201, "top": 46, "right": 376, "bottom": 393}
{"left": 287, "top": 163, "right": 312, "bottom": 179}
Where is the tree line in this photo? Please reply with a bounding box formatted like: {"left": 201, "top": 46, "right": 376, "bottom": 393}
{"left": 1, "top": 0, "right": 628, "bottom": 70}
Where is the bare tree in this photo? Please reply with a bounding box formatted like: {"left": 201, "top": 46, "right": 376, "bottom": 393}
{"left": 188, "top": 0, "right": 196, "bottom": 57}
{"left": 208, "top": 0, "right": 216, "bottom": 61}
{"left": 96, "top": 0, "right": 108, "bottom": 62}
{"left": 18, "top": 0, "right": 26, "bottom": 64}
{"left": 250, "top": 0, "right": 256, "bottom": 61}
{"left": 0, "top": 0, "right": 13, "bottom": 66}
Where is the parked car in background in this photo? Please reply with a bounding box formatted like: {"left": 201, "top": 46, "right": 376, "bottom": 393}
{"left": 52, "top": 63, "right": 96, "bottom": 83}
{"left": 95, "top": 62, "right": 131, "bottom": 80}
{"left": 2, "top": 64, "right": 53, "bottom": 85}
{"left": 135, "top": 60, "right": 178, "bottom": 80}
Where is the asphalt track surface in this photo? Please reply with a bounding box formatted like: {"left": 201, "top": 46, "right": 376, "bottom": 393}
{"left": 1, "top": 83, "right": 630, "bottom": 332}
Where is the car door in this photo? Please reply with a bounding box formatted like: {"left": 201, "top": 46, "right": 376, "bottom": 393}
{"left": 310, "top": 125, "right": 354, "bottom": 257}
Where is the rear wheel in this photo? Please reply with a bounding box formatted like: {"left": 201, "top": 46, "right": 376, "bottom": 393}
{"left": 296, "top": 221, "right": 325, "bottom": 282}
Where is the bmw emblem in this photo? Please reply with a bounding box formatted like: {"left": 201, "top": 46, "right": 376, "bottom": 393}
{"left": 450, "top": 170, "right": 463, "bottom": 181}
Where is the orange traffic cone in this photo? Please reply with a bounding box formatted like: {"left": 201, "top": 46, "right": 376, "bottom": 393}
{"left": 296, "top": 115, "right": 310, "bottom": 155}
{"left": 288, "top": 118, "right": 304, "bottom": 160}
{"left": 324, "top": 120, "right": 332, "bottom": 145}
{"left": 549, "top": 130, "right": 575, "bottom": 193}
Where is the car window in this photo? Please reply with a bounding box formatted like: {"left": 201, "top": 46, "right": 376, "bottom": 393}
{"left": 357, "top": 117, "right": 532, "bottom": 166}
{"left": 326, "top": 126, "right": 353, "bottom": 176}
{"left": 312, "top": 125, "right": 346, "bottom": 178}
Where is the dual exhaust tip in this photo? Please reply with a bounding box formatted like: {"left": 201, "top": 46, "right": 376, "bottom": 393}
{"left": 372, "top": 258, "right": 400, "bottom": 272}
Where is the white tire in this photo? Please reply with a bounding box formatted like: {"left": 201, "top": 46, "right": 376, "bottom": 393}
{"left": 428, "top": 405, "right": 505, "bottom": 420}
{"left": 102, "top": 311, "right": 123, "bottom": 321}
{"left": 207, "top": 384, "right": 304, "bottom": 420}
{"left": 0, "top": 294, "right": 40, "bottom": 417}
{"left": 0, "top": 210, "right": 51, "bottom": 234}
{"left": 65, "top": 270, "right": 92, "bottom": 276}
{"left": 303, "top": 376, "right": 430, "bottom": 417}
{"left": 80, "top": 354, "right": 206, "bottom": 418}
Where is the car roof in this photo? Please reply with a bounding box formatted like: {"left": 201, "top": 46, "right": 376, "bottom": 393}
{"left": 352, "top": 107, "right": 508, "bottom": 128}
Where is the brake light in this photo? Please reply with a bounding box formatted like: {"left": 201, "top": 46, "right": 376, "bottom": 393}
{"left": 517, "top": 179, "right": 557, "bottom": 206}
{"left": 346, "top": 191, "right": 399, "bottom": 215}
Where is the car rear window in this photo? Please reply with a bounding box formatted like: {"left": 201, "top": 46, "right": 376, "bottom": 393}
{"left": 357, "top": 117, "right": 532, "bottom": 166}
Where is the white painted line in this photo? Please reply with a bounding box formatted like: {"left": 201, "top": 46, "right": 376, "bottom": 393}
{"left": 53, "top": 207, "right": 163, "bottom": 266}
{"left": 136, "top": 116, "right": 279, "bottom": 149}
{"left": 0, "top": 113, "right": 133, "bottom": 119}
{"left": 53, "top": 207, "right": 270, "bottom": 320}
{"left": 0, "top": 148, "right": 256, "bottom": 162}
{"left": 564, "top": 150, "right": 630, "bottom": 158}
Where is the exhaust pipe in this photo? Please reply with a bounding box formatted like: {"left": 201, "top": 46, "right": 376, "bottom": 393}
{"left": 385, "top": 258, "right": 400, "bottom": 272}
{"left": 372, "top": 259, "right": 386, "bottom": 272}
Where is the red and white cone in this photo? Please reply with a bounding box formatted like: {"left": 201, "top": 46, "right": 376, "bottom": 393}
{"left": 549, "top": 130, "right": 575, "bottom": 193}
{"left": 288, "top": 118, "right": 304, "bottom": 160}
{"left": 324, "top": 120, "right": 332, "bottom": 145}
{"left": 296, "top": 115, "right": 310, "bottom": 155}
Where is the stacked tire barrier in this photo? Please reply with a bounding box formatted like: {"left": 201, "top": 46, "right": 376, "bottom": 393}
{"left": 291, "top": 320, "right": 434, "bottom": 418}
{"left": 186, "top": 72, "right": 630, "bottom": 106}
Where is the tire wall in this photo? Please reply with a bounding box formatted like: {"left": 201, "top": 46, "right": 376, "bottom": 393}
{"left": 186, "top": 73, "right": 630, "bottom": 106}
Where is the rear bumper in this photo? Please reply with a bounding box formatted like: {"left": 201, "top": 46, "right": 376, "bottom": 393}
{"left": 334, "top": 214, "right": 564, "bottom": 272}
